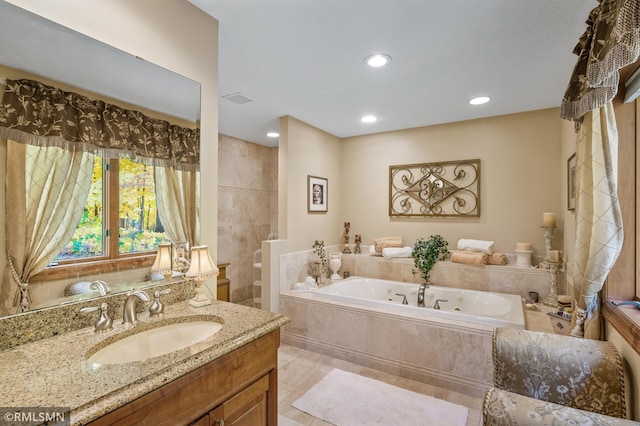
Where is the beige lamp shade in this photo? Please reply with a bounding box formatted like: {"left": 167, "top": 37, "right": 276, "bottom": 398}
{"left": 151, "top": 243, "right": 173, "bottom": 272}
{"left": 186, "top": 245, "right": 218, "bottom": 280}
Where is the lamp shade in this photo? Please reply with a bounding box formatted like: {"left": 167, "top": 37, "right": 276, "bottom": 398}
{"left": 186, "top": 245, "right": 218, "bottom": 279}
{"left": 151, "top": 243, "right": 173, "bottom": 272}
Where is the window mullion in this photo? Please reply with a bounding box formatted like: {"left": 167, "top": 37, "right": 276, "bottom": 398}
{"left": 107, "top": 159, "right": 119, "bottom": 259}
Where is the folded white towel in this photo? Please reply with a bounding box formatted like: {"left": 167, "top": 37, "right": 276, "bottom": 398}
{"left": 382, "top": 246, "right": 413, "bottom": 259}
{"left": 457, "top": 238, "right": 495, "bottom": 255}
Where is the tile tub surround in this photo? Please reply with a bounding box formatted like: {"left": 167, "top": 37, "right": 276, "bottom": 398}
{"left": 0, "top": 300, "right": 289, "bottom": 425}
{"left": 280, "top": 292, "right": 494, "bottom": 398}
{"left": 281, "top": 248, "right": 564, "bottom": 302}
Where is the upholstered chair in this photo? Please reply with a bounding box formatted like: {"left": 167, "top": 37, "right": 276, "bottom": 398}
{"left": 482, "top": 327, "right": 640, "bottom": 425}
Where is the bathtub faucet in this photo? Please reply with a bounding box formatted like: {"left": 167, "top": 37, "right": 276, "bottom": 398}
{"left": 417, "top": 283, "right": 428, "bottom": 307}
{"left": 434, "top": 299, "right": 448, "bottom": 310}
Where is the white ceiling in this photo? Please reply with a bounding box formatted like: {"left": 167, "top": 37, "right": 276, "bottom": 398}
{"left": 191, "top": 0, "right": 596, "bottom": 147}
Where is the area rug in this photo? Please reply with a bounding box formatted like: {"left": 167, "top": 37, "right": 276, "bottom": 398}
{"left": 292, "top": 368, "right": 468, "bottom": 426}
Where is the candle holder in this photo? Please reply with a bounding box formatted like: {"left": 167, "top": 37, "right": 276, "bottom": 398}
{"left": 541, "top": 226, "right": 555, "bottom": 261}
{"left": 515, "top": 250, "right": 532, "bottom": 267}
{"left": 544, "top": 261, "right": 562, "bottom": 307}
{"left": 342, "top": 222, "right": 352, "bottom": 254}
{"left": 541, "top": 225, "right": 558, "bottom": 307}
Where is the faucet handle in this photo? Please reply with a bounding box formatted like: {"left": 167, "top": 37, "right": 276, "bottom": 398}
{"left": 433, "top": 299, "right": 448, "bottom": 310}
{"left": 149, "top": 289, "right": 171, "bottom": 317}
{"left": 80, "top": 302, "right": 113, "bottom": 333}
{"left": 154, "top": 288, "right": 172, "bottom": 298}
{"left": 395, "top": 293, "right": 408, "bottom": 305}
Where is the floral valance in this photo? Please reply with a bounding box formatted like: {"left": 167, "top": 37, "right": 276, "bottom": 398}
{"left": 0, "top": 79, "right": 199, "bottom": 171}
{"left": 561, "top": 0, "right": 640, "bottom": 124}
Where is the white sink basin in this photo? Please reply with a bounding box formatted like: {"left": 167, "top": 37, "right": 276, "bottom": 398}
{"left": 87, "top": 320, "right": 223, "bottom": 365}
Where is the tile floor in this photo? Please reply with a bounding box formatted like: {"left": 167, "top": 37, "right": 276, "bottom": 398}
{"left": 277, "top": 343, "right": 483, "bottom": 426}
{"left": 275, "top": 306, "right": 564, "bottom": 425}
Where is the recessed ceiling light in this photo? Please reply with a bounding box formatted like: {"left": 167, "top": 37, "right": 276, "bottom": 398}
{"left": 364, "top": 54, "right": 391, "bottom": 68}
{"left": 266, "top": 132, "right": 279, "bottom": 138}
{"left": 469, "top": 96, "right": 490, "bottom": 105}
{"left": 361, "top": 115, "right": 378, "bottom": 123}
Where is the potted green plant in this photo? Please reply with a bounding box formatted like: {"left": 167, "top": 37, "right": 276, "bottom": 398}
{"left": 412, "top": 234, "right": 450, "bottom": 284}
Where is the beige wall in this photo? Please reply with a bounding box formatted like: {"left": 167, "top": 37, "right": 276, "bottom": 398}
{"left": 279, "top": 116, "right": 343, "bottom": 251}
{"left": 341, "top": 109, "right": 563, "bottom": 257}
{"left": 560, "top": 118, "right": 577, "bottom": 293}
{"left": 218, "top": 134, "right": 277, "bottom": 302}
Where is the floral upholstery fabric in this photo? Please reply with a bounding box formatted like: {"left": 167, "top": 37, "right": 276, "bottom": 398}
{"left": 492, "top": 328, "right": 626, "bottom": 418}
{"left": 483, "top": 388, "right": 640, "bottom": 426}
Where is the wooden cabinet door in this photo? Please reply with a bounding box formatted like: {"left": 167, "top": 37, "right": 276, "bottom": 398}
{"left": 209, "top": 375, "right": 269, "bottom": 426}
{"left": 189, "top": 413, "right": 209, "bottom": 426}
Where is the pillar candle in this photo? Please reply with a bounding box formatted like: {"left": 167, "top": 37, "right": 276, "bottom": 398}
{"left": 549, "top": 250, "right": 562, "bottom": 262}
{"left": 542, "top": 212, "right": 556, "bottom": 227}
{"left": 516, "top": 242, "right": 532, "bottom": 251}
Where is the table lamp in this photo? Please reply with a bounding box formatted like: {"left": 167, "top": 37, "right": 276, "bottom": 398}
{"left": 151, "top": 243, "right": 173, "bottom": 280}
{"left": 186, "top": 245, "right": 218, "bottom": 307}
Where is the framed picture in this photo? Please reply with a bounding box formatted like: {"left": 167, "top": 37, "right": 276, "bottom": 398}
{"left": 308, "top": 175, "right": 328, "bottom": 212}
{"left": 567, "top": 153, "right": 576, "bottom": 211}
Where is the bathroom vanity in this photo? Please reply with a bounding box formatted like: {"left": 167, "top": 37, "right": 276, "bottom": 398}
{"left": 89, "top": 329, "right": 278, "bottom": 425}
{"left": 0, "top": 299, "right": 288, "bottom": 425}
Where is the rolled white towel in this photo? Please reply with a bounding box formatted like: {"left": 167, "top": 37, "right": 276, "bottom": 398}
{"left": 382, "top": 246, "right": 413, "bottom": 259}
{"left": 457, "top": 238, "right": 494, "bottom": 255}
{"left": 369, "top": 245, "right": 383, "bottom": 256}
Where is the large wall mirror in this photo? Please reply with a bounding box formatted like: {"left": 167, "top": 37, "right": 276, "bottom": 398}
{"left": 0, "top": 1, "right": 201, "bottom": 317}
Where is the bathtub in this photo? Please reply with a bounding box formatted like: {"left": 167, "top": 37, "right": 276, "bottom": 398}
{"left": 313, "top": 276, "right": 525, "bottom": 329}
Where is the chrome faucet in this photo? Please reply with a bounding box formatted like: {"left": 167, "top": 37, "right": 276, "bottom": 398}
{"left": 123, "top": 290, "right": 150, "bottom": 326}
{"left": 90, "top": 280, "right": 111, "bottom": 296}
{"left": 417, "top": 283, "right": 429, "bottom": 307}
{"left": 80, "top": 302, "right": 113, "bottom": 333}
{"left": 434, "top": 299, "right": 448, "bottom": 310}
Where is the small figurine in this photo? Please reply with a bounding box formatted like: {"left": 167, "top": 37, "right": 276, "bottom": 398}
{"left": 342, "top": 222, "right": 352, "bottom": 254}
{"left": 354, "top": 234, "right": 362, "bottom": 254}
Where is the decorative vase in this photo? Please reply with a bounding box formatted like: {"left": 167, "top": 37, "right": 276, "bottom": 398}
{"left": 329, "top": 253, "right": 342, "bottom": 280}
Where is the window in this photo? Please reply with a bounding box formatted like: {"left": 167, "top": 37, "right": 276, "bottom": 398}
{"left": 602, "top": 70, "right": 640, "bottom": 352}
{"left": 53, "top": 157, "right": 168, "bottom": 265}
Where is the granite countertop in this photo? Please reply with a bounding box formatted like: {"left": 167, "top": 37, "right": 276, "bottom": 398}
{"left": 0, "top": 300, "right": 289, "bottom": 425}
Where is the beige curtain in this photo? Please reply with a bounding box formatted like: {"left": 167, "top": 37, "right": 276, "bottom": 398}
{"left": 560, "top": 0, "right": 639, "bottom": 339}
{"left": 155, "top": 167, "right": 200, "bottom": 249}
{"left": 570, "top": 103, "right": 624, "bottom": 339}
{"left": 0, "top": 141, "right": 94, "bottom": 314}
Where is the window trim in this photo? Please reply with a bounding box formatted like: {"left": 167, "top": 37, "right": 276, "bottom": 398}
{"left": 603, "top": 302, "right": 640, "bottom": 352}
{"left": 31, "top": 254, "right": 156, "bottom": 282}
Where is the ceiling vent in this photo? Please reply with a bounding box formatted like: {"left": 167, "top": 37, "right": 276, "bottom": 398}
{"left": 222, "top": 92, "right": 256, "bottom": 105}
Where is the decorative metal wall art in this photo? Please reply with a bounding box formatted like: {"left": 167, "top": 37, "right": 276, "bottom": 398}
{"left": 389, "top": 159, "right": 480, "bottom": 217}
